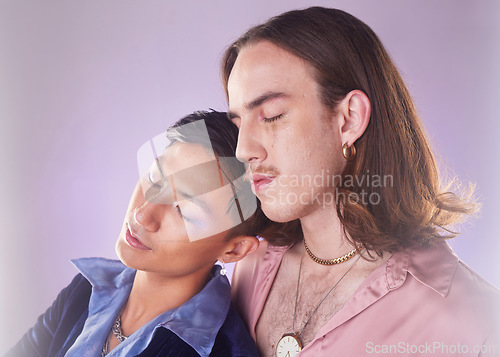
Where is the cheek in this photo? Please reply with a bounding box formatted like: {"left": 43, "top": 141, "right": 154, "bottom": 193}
{"left": 157, "top": 214, "right": 189, "bottom": 243}
{"left": 267, "top": 122, "right": 297, "bottom": 156}
{"left": 156, "top": 241, "right": 221, "bottom": 271}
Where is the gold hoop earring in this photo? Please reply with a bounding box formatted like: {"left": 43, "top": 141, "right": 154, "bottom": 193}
{"left": 342, "top": 142, "right": 356, "bottom": 160}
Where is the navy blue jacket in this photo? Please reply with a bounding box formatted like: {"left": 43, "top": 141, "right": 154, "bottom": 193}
{"left": 5, "top": 274, "right": 259, "bottom": 357}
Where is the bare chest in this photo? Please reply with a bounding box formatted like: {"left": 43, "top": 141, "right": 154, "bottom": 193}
{"left": 255, "top": 263, "right": 362, "bottom": 357}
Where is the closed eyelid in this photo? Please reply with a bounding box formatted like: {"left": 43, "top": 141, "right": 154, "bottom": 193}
{"left": 228, "top": 111, "right": 239, "bottom": 121}
{"left": 229, "top": 110, "right": 284, "bottom": 125}
{"left": 262, "top": 113, "right": 284, "bottom": 123}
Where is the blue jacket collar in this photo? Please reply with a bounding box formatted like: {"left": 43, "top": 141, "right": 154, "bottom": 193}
{"left": 70, "top": 258, "right": 230, "bottom": 357}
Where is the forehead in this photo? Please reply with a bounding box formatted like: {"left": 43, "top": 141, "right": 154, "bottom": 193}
{"left": 227, "top": 40, "right": 317, "bottom": 109}
{"left": 159, "top": 142, "right": 214, "bottom": 174}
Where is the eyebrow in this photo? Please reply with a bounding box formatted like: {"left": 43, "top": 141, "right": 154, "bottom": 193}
{"left": 228, "top": 91, "right": 289, "bottom": 120}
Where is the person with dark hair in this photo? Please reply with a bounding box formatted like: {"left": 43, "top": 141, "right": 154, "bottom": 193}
{"left": 5, "top": 110, "right": 267, "bottom": 357}
{"left": 222, "top": 7, "right": 500, "bottom": 356}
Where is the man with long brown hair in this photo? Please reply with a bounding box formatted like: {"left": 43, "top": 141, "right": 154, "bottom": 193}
{"left": 221, "top": 7, "right": 500, "bottom": 357}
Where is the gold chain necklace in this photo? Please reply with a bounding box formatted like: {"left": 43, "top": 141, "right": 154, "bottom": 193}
{"left": 304, "top": 239, "right": 359, "bottom": 265}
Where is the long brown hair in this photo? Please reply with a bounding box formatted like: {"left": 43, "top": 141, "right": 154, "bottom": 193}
{"left": 221, "top": 7, "right": 477, "bottom": 252}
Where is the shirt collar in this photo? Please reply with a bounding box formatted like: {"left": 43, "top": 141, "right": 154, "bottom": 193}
{"left": 70, "top": 257, "right": 230, "bottom": 357}
{"left": 71, "top": 257, "right": 136, "bottom": 288}
{"left": 386, "top": 240, "right": 459, "bottom": 297}
{"left": 161, "top": 264, "right": 231, "bottom": 357}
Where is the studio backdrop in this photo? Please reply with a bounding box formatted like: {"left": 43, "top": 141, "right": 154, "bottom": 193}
{"left": 1, "top": 0, "right": 499, "bottom": 352}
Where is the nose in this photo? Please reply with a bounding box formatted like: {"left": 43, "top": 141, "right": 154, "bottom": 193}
{"left": 133, "top": 199, "right": 164, "bottom": 232}
{"left": 236, "top": 120, "right": 267, "bottom": 164}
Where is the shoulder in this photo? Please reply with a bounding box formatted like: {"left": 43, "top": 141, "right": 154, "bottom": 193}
{"left": 136, "top": 328, "right": 200, "bottom": 357}
{"left": 66, "top": 273, "right": 92, "bottom": 296}
{"left": 454, "top": 259, "right": 500, "bottom": 297}
{"left": 232, "top": 240, "right": 288, "bottom": 290}
{"left": 137, "top": 305, "right": 259, "bottom": 357}
{"left": 44, "top": 271, "right": 92, "bottom": 321}
{"left": 232, "top": 240, "right": 269, "bottom": 283}
{"left": 400, "top": 242, "right": 500, "bottom": 341}
{"left": 210, "top": 304, "right": 260, "bottom": 357}
{"left": 449, "top": 259, "right": 500, "bottom": 323}
{"left": 231, "top": 240, "right": 288, "bottom": 318}
{"left": 404, "top": 241, "right": 499, "bottom": 298}
{"left": 5, "top": 273, "right": 92, "bottom": 357}
{"left": 434, "top": 259, "right": 500, "bottom": 344}
{"left": 51, "top": 273, "right": 92, "bottom": 315}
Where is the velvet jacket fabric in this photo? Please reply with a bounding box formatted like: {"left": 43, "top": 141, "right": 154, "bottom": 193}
{"left": 6, "top": 263, "right": 259, "bottom": 357}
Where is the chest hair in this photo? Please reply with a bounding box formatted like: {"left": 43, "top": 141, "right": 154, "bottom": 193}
{"left": 255, "top": 255, "right": 367, "bottom": 357}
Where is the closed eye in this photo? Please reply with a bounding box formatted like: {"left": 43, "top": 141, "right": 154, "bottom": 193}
{"left": 263, "top": 114, "right": 283, "bottom": 123}
{"left": 174, "top": 201, "right": 201, "bottom": 225}
{"left": 173, "top": 202, "right": 184, "bottom": 218}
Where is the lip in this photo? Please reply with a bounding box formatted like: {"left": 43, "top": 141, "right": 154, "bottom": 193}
{"left": 251, "top": 173, "right": 276, "bottom": 194}
{"left": 125, "top": 224, "right": 151, "bottom": 250}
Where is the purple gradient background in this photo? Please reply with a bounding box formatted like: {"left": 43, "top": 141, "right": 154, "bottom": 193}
{"left": 1, "top": 0, "right": 499, "bottom": 351}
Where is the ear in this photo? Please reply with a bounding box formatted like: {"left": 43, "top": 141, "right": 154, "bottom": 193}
{"left": 336, "top": 90, "right": 371, "bottom": 147}
{"left": 218, "top": 236, "right": 259, "bottom": 264}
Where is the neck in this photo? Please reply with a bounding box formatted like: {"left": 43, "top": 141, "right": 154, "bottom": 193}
{"left": 299, "top": 205, "right": 354, "bottom": 259}
{"left": 121, "top": 266, "right": 213, "bottom": 327}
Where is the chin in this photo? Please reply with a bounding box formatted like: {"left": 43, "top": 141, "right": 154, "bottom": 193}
{"left": 115, "top": 238, "right": 128, "bottom": 263}
{"left": 115, "top": 236, "right": 138, "bottom": 267}
{"left": 260, "top": 201, "right": 301, "bottom": 223}
{"left": 116, "top": 248, "right": 145, "bottom": 271}
{"left": 259, "top": 187, "right": 310, "bottom": 222}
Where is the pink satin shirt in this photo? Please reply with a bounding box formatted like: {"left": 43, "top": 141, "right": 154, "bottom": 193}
{"left": 231, "top": 240, "right": 500, "bottom": 356}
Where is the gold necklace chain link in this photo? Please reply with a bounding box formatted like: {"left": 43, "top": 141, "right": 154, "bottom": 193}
{"left": 304, "top": 240, "right": 359, "bottom": 265}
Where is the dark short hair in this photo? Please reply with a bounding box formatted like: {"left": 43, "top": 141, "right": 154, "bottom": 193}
{"left": 221, "top": 7, "right": 477, "bottom": 251}
{"left": 167, "top": 110, "right": 239, "bottom": 159}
